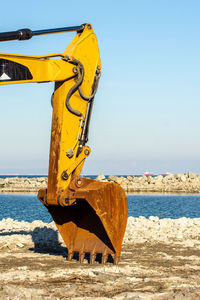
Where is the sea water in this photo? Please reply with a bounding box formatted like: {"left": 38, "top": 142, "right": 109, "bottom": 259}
{"left": 0, "top": 193, "right": 200, "bottom": 223}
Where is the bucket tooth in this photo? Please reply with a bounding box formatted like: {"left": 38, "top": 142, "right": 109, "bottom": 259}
{"left": 102, "top": 254, "right": 108, "bottom": 264}
{"left": 90, "top": 253, "right": 96, "bottom": 264}
{"left": 102, "top": 249, "right": 108, "bottom": 264}
{"left": 114, "top": 255, "right": 120, "bottom": 265}
{"left": 79, "top": 252, "right": 85, "bottom": 263}
{"left": 67, "top": 252, "right": 73, "bottom": 261}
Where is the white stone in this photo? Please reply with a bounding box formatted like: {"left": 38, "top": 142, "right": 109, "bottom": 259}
{"left": 17, "top": 242, "right": 24, "bottom": 248}
{"left": 96, "top": 173, "right": 106, "bottom": 181}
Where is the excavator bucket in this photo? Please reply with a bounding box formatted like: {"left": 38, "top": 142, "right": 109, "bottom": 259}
{"left": 38, "top": 177, "right": 128, "bottom": 264}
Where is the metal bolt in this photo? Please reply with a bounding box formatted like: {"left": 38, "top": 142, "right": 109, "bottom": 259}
{"left": 77, "top": 179, "right": 82, "bottom": 187}
{"left": 66, "top": 149, "right": 74, "bottom": 158}
{"left": 61, "top": 171, "right": 69, "bottom": 180}
{"left": 73, "top": 67, "right": 78, "bottom": 74}
{"left": 84, "top": 149, "right": 90, "bottom": 156}
{"left": 96, "top": 66, "right": 101, "bottom": 75}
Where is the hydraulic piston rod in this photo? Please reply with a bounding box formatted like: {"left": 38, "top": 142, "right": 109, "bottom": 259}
{"left": 0, "top": 25, "right": 84, "bottom": 42}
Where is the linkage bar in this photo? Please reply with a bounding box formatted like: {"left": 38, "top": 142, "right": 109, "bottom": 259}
{"left": 0, "top": 25, "right": 85, "bottom": 42}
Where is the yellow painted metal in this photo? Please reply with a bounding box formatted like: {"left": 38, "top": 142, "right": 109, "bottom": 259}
{"left": 0, "top": 53, "right": 74, "bottom": 84}
{"left": 0, "top": 23, "right": 101, "bottom": 204}
{"left": 47, "top": 24, "right": 101, "bottom": 203}
{"left": 62, "top": 146, "right": 91, "bottom": 179}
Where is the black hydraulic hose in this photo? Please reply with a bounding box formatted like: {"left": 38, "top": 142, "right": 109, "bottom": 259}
{"left": 65, "top": 57, "right": 84, "bottom": 117}
{"left": 78, "top": 76, "right": 99, "bottom": 101}
{"left": 65, "top": 58, "right": 101, "bottom": 117}
{"left": 62, "top": 56, "right": 101, "bottom": 156}
{"left": 77, "top": 71, "right": 101, "bottom": 154}
{"left": 78, "top": 63, "right": 100, "bottom": 101}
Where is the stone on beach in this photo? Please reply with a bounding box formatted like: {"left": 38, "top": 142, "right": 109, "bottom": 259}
{"left": 1, "top": 217, "right": 200, "bottom": 299}
{"left": 1, "top": 216, "right": 200, "bottom": 249}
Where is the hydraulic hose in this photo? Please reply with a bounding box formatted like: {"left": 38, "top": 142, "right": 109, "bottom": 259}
{"left": 64, "top": 57, "right": 85, "bottom": 117}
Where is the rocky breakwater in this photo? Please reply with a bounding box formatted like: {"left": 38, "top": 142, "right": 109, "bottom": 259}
{"left": 1, "top": 172, "right": 200, "bottom": 193}
{"left": 96, "top": 172, "right": 200, "bottom": 193}
{"left": 0, "top": 177, "right": 48, "bottom": 193}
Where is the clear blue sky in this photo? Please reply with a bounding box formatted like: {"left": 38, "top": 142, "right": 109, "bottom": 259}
{"left": 0, "top": 0, "right": 200, "bottom": 175}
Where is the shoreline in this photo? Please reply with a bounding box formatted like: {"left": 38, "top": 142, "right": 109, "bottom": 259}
{"left": 0, "top": 172, "right": 200, "bottom": 193}
{"left": 1, "top": 191, "right": 200, "bottom": 196}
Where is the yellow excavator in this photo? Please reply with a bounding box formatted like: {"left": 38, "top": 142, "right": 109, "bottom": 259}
{"left": 0, "top": 23, "right": 128, "bottom": 264}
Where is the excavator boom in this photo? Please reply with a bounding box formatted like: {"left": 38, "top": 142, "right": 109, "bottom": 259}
{"left": 0, "top": 24, "right": 128, "bottom": 264}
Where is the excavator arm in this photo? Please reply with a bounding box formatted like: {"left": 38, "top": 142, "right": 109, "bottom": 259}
{"left": 0, "top": 24, "right": 128, "bottom": 264}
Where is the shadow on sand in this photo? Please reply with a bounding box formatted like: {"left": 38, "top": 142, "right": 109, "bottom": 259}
{"left": 0, "top": 227, "right": 114, "bottom": 263}
{"left": 0, "top": 227, "right": 66, "bottom": 257}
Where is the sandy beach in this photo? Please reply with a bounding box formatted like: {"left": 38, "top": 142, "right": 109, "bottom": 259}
{"left": 0, "top": 217, "right": 200, "bottom": 299}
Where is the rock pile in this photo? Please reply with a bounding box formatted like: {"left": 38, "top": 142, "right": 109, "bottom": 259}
{"left": 1, "top": 216, "right": 200, "bottom": 250}
{"left": 0, "top": 177, "right": 47, "bottom": 193}
{"left": 0, "top": 172, "right": 200, "bottom": 193}
{"left": 96, "top": 172, "right": 200, "bottom": 193}
{"left": 124, "top": 216, "right": 200, "bottom": 246}
{"left": 0, "top": 218, "right": 59, "bottom": 251}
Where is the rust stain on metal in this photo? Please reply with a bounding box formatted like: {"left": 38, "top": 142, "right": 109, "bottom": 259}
{"left": 47, "top": 115, "right": 61, "bottom": 201}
